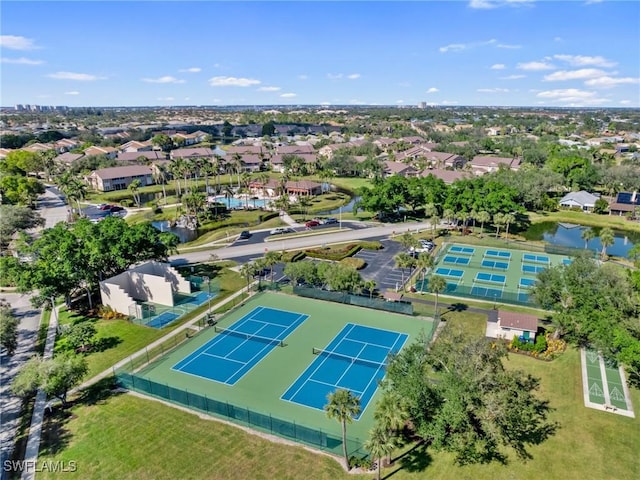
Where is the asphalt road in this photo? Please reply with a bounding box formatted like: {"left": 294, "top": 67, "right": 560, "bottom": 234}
{"left": 171, "top": 221, "right": 433, "bottom": 265}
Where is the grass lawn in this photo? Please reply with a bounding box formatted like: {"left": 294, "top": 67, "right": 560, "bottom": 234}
{"left": 36, "top": 313, "right": 640, "bottom": 480}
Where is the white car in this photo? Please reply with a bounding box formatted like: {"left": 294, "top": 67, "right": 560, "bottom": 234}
{"left": 270, "top": 227, "right": 287, "bottom": 235}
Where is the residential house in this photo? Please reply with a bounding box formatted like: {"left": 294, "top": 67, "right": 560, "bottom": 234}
{"left": 401, "top": 136, "right": 426, "bottom": 145}
{"left": 171, "top": 131, "right": 208, "bottom": 146}
{"left": 84, "top": 145, "right": 117, "bottom": 159}
{"left": 285, "top": 180, "right": 322, "bottom": 196}
{"left": 486, "top": 310, "right": 538, "bottom": 343}
{"left": 54, "top": 152, "right": 84, "bottom": 164}
{"left": 469, "top": 156, "right": 520, "bottom": 175}
{"left": 559, "top": 190, "right": 601, "bottom": 212}
{"left": 118, "top": 140, "right": 153, "bottom": 153}
{"left": 372, "top": 138, "right": 397, "bottom": 151}
{"left": 54, "top": 138, "right": 80, "bottom": 152}
{"left": 275, "top": 144, "right": 314, "bottom": 156}
{"left": 420, "top": 168, "right": 469, "bottom": 185}
{"left": 383, "top": 161, "right": 418, "bottom": 178}
{"left": 22, "top": 143, "right": 54, "bottom": 153}
{"left": 609, "top": 191, "right": 640, "bottom": 216}
{"left": 235, "top": 154, "right": 263, "bottom": 173}
{"left": 225, "top": 145, "right": 265, "bottom": 157}
{"left": 117, "top": 151, "right": 167, "bottom": 163}
{"left": 270, "top": 153, "right": 318, "bottom": 173}
{"left": 87, "top": 165, "right": 154, "bottom": 192}
{"left": 170, "top": 147, "right": 215, "bottom": 160}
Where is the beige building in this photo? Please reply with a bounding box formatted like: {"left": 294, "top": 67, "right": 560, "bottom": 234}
{"left": 86, "top": 165, "right": 154, "bottom": 192}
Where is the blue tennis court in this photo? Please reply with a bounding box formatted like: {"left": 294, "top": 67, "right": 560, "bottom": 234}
{"left": 443, "top": 255, "right": 471, "bottom": 265}
{"left": 484, "top": 249, "right": 512, "bottom": 259}
{"left": 475, "top": 272, "right": 506, "bottom": 284}
{"left": 180, "top": 291, "right": 211, "bottom": 306}
{"left": 449, "top": 245, "right": 475, "bottom": 255}
{"left": 471, "top": 285, "right": 503, "bottom": 298}
{"left": 281, "top": 324, "right": 408, "bottom": 419}
{"left": 481, "top": 259, "right": 509, "bottom": 270}
{"left": 172, "top": 306, "right": 308, "bottom": 385}
{"left": 435, "top": 267, "right": 464, "bottom": 278}
{"left": 523, "top": 254, "right": 550, "bottom": 264}
{"left": 519, "top": 277, "right": 536, "bottom": 288}
{"left": 522, "top": 264, "right": 546, "bottom": 274}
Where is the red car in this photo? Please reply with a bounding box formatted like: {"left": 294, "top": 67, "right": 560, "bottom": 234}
{"left": 305, "top": 220, "right": 320, "bottom": 228}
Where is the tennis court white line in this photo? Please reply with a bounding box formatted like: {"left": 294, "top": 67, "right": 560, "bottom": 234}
{"left": 307, "top": 378, "right": 364, "bottom": 397}
{"left": 198, "top": 351, "right": 244, "bottom": 365}
{"left": 333, "top": 341, "right": 368, "bottom": 387}
{"left": 340, "top": 336, "right": 402, "bottom": 351}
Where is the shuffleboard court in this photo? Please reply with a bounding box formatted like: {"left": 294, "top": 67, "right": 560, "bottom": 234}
{"left": 523, "top": 253, "right": 550, "bottom": 264}
{"left": 435, "top": 267, "right": 464, "bottom": 278}
{"left": 449, "top": 245, "right": 475, "bottom": 255}
{"left": 443, "top": 255, "right": 471, "bottom": 265}
{"left": 281, "top": 324, "right": 408, "bottom": 419}
{"left": 484, "top": 250, "right": 512, "bottom": 259}
{"left": 172, "top": 306, "right": 308, "bottom": 385}
{"left": 581, "top": 348, "right": 634, "bottom": 417}
{"left": 475, "top": 272, "right": 506, "bottom": 284}
{"left": 522, "top": 264, "right": 546, "bottom": 274}
{"left": 481, "top": 259, "right": 509, "bottom": 270}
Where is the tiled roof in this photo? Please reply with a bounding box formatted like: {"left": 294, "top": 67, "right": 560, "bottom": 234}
{"left": 498, "top": 310, "right": 538, "bottom": 332}
{"left": 90, "top": 165, "right": 152, "bottom": 180}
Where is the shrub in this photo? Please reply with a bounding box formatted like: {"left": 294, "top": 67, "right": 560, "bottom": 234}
{"left": 340, "top": 257, "right": 366, "bottom": 270}
{"left": 304, "top": 243, "right": 361, "bottom": 261}
{"left": 358, "top": 240, "right": 383, "bottom": 250}
{"left": 258, "top": 211, "right": 279, "bottom": 222}
{"left": 97, "top": 304, "right": 127, "bottom": 320}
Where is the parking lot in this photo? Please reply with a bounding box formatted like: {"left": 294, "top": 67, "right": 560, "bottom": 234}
{"left": 354, "top": 239, "right": 409, "bottom": 292}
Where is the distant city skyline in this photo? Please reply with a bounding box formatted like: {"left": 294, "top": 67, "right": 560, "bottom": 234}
{"left": 1, "top": 1, "right": 639, "bottom": 108}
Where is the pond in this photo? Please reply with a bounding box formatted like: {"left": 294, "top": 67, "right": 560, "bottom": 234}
{"left": 316, "top": 196, "right": 361, "bottom": 216}
{"left": 152, "top": 220, "right": 199, "bottom": 244}
{"left": 522, "top": 221, "right": 638, "bottom": 258}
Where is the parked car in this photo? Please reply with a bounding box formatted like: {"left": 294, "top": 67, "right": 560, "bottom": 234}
{"left": 305, "top": 220, "right": 320, "bottom": 228}
{"left": 238, "top": 230, "right": 252, "bottom": 239}
{"left": 99, "top": 204, "right": 114, "bottom": 211}
{"left": 323, "top": 217, "right": 338, "bottom": 224}
{"left": 270, "top": 227, "right": 287, "bottom": 235}
{"left": 109, "top": 205, "right": 124, "bottom": 212}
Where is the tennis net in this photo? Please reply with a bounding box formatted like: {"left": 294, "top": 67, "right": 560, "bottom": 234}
{"left": 214, "top": 326, "right": 285, "bottom": 347}
{"left": 312, "top": 347, "right": 387, "bottom": 369}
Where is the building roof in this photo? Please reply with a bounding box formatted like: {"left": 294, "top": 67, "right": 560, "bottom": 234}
{"left": 170, "top": 147, "right": 214, "bottom": 159}
{"left": 117, "top": 151, "right": 167, "bottom": 162}
{"left": 276, "top": 145, "right": 314, "bottom": 155}
{"left": 55, "top": 152, "right": 84, "bottom": 163}
{"left": 498, "top": 310, "right": 538, "bottom": 333}
{"left": 90, "top": 165, "right": 152, "bottom": 180}
{"left": 471, "top": 156, "right": 515, "bottom": 167}
{"left": 615, "top": 191, "right": 640, "bottom": 206}
{"left": 559, "top": 190, "right": 600, "bottom": 207}
{"left": 420, "top": 168, "right": 468, "bottom": 184}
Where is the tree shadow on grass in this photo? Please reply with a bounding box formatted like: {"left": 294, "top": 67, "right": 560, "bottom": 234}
{"left": 382, "top": 441, "right": 432, "bottom": 479}
{"left": 40, "top": 407, "right": 73, "bottom": 456}
{"left": 446, "top": 302, "right": 468, "bottom": 313}
{"left": 91, "top": 335, "right": 122, "bottom": 352}
{"left": 76, "top": 376, "right": 123, "bottom": 407}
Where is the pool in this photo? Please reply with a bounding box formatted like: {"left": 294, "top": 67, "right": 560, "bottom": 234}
{"left": 212, "top": 195, "right": 270, "bottom": 209}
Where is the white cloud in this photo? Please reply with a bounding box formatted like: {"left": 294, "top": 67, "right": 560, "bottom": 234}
{"left": 47, "top": 71, "right": 105, "bottom": 81}
{"left": 179, "top": 67, "right": 201, "bottom": 73}
{"left": 536, "top": 88, "right": 608, "bottom": 105}
{"left": 440, "top": 38, "right": 519, "bottom": 53}
{"left": 468, "top": 0, "right": 535, "bottom": 9}
{"left": 584, "top": 76, "right": 640, "bottom": 88}
{"left": 497, "top": 43, "right": 521, "bottom": 49}
{"left": 477, "top": 88, "right": 510, "bottom": 93}
{"left": 517, "top": 61, "right": 555, "bottom": 71}
{"left": 327, "top": 73, "right": 343, "bottom": 80}
{"left": 280, "top": 93, "right": 297, "bottom": 98}
{"left": 439, "top": 43, "right": 467, "bottom": 53}
{"left": 1, "top": 57, "right": 43, "bottom": 65}
{"left": 320, "top": 102, "right": 331, "bottom": 106}
{"left": 500, "top": 74, "right": 526, "bottom": 80}
{"left": 544, "top": 68, "right": 608, "bottom": 81}
{"left": 584, "top": 0, "right": 603, "bottom": 4}
{"left": 258, "top": 86, "right": 281, "bottom": 92}
{"left": 298, "top": 74, "right": 309, "bottom": 80}
{"left": 208, "top": 76, "right": 260, "bottom": 87}
{"left": 620, "top": 100, "right": 631, "bottom": 105}
{"left": 398, "top": 81, "right": 411, "bottom": 87}
{"left": 426, "top": 87, "right": 439, "bottom": 93}
{"left": 157, "top": 97, "right": 175, "bottom": 102}
{"left": 490, "top": 64, "right": 506, "bottom": 70}
{"left": 396, "top": 100, "right": 404, "bottom": 104}
{"left": 553, "top": 54, "right": 616, "bottom": 67}
{"left": 347, "top": 73, "right": 361, "bottom": 80}
{"left": 142, "top": 76, "right": 185, "bottom": 84}
{"left": 554, "top": 36, "right": 563, "bottom": 42}
{"left": 0, "top": 35, "right": 37, "bottom": 50}
{"left": 349, "top": 99, "right": 366, "bottom": 105}
{"left": 64, "top": 91, "right": 80, "bottom": 96}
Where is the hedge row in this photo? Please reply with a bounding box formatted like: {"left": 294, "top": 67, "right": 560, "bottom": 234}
{"left": 304, "top": 243, "right": 361, "bottom": 261}
{"left": 340, "top": 257, "right": 366, "bottom": 270}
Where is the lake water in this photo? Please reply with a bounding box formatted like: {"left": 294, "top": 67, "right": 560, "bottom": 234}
{"left": 522, "top": 222, "right": 638, "bottom": 258}
{"left": 152, "top": 220, "right": 198, "bottom": 243}
{"left": 317, "top": 196, "right": 361, "bottom": 215}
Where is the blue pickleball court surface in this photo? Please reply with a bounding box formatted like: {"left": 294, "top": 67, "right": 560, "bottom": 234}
{"left": 172, "top": 306, "right": 308, "bottom": 385}
{"left": 281, "top": 324, "right": 408, "bottom": 419}
{"left": 481, "top": 259, "right": 509, "bottom": 270}
{"left": 443, "top": 255, "right": 471, "bottom": 265}
{"left": 522, "top": 264, "right": 546, "bottom": 274}
{"left": 449, "top": 245, "right": 475, "bottom": 255}
{"left": 435, "top": 267, "right": 464, "bottom": 278}
{"left": 484, "top": 249, "right": 512, "bottom": 259}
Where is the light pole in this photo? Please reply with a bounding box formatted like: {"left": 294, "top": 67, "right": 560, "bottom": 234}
{"left": 339, "top": 205, "right": 342, "bottom": 230}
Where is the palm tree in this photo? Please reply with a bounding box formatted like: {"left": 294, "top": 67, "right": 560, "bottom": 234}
{"left": 581, "top": 227, "right": 596, "bottom": 250}
{"left": 364, "top": 424, "right": 396, "bottom": 480}
{"left": 232, "top": 153, "right": 243, "bottom": 188}
{"left": 429, "top": 274, "right": 447, "bottom": 319}
{"left": 416, "top": 252, "right": 434, "bottom": 283}
{"left": 398, "top": 232, "right": 420, "bottom": 251}
{"left": 493, "top": 212, "right": 506, "bottom": 239}
{"left": 503, "top": 212, "right": 516, "bottom": 241}
{"left": 476, "top": 210, "right": 491, "bottom": 237}
{"left": 364, "top": 279, "right": 377, "bottom": 299}
{"left": 325, "top": 389, "right": 361, "bottom": 470}
{"left": 152, "top": 163, "right": 168, "bottom": 205}
{"left": 443, "top": 208, "right": 454, "bottom": 225}
{"left": 168, "top": 158, "right": 186, "bottom": 197}
{"left": 238, "top": 262, "right": 257, "bottom": 291}
{"left": 129, "top": 179, "right": 142, "bottom": 207}
{"left": 263, "top": 250, "right": 282, "bottom": 284}
{"left": 469, "top": 208, "right": 478, "bottom": 234}
{"left": 298, "top": 195, "right": 312, "bottom": 218}
{"left": 599, "top": 227, "right": 614, "bottom": 260}
{"left": 394, "top": 252, "right": 415, "bottom": 288}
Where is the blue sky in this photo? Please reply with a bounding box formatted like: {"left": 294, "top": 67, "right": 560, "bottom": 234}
{"left": 1, "top": 1, "right": 639, "bottom": 108}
